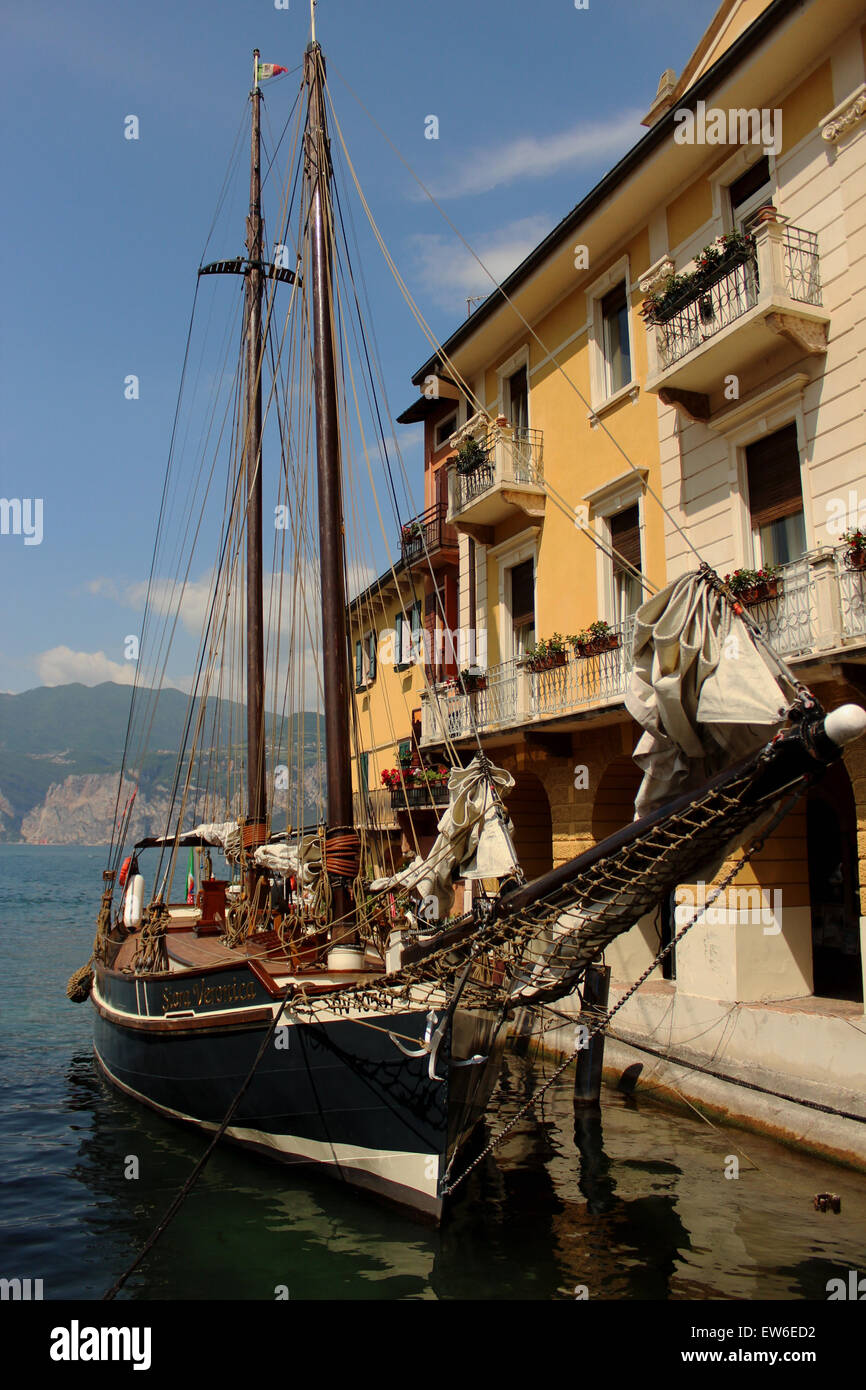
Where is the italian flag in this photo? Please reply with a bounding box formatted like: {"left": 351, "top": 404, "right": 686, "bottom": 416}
{"left": 186, "top": 849, "right": 195, "bottom": 905}
{"left": 257, "top": 62, "right": 288, "bottom": 80}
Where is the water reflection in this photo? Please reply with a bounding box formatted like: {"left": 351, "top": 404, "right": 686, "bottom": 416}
{"left": 53, "top": 1047, "right": 866, "bottom": 1301}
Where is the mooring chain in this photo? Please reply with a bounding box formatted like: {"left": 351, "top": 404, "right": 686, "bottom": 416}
{"left": 439, "top": 794, "right": 800, "bottom": 1198}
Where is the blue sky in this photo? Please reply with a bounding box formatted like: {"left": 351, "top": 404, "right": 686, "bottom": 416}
{"left": 0, "top": 0, "right": 723, "bottom": 696}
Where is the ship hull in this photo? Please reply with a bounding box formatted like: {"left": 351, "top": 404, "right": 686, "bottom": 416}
{"left": 91, "top": 961, "right": 504, "bottom": 1220}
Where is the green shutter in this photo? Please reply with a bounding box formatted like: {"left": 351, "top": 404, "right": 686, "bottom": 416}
{"left": 355, "top": 639, "right": 363, "bottom": 686}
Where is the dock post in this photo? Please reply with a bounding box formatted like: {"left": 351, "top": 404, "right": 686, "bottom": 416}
{"left": 573, "top": 963, "right": 610, "bottom": 1106}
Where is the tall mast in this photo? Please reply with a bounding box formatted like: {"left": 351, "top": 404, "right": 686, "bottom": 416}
{"left": 304, "top": 40, "right": 356, "bottom": 939}
{"left": 245, "top": 49, "right": 267, "bottom": 836}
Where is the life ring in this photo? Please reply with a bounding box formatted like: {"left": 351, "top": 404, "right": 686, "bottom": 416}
{"left": 119, "top": 856, "right": 132, "bottom": 887}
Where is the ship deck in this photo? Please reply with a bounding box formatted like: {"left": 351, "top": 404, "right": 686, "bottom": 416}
{"left": 113, "top": 922, "right": 384, "bottom": 981}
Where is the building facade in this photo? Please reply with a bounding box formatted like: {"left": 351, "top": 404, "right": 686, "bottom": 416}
{"left": 357, "top": 0, "right": 866, "bottom": 1156}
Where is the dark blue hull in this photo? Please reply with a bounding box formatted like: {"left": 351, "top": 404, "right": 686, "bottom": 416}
{"left": 92, "top": 960, "right": 504, "bottom": 1219}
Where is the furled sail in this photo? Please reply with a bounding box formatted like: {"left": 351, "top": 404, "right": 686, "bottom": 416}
{"left": 625, "top": 571, "right": 795, "bottom": 816}
{"left": 371, "top": 757, "right": 519, "bottom": 919}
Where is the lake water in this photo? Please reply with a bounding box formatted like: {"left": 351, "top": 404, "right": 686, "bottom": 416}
{"left": 2, "top": 843, "right": 864, "bottom": 1301}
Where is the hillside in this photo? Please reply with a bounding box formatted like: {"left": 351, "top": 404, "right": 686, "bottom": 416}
{"left": 0, "top": 683, "right": 324, "bottom": 844}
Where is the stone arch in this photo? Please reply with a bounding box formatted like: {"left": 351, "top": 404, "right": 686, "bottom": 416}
{"left": 506, "top": 769, "right": 553, "bottom": 881}
{"left": 806, "top": 759, "right": 862, "bottom": 1001}
{"left": 591, "top": 754, "right": 641, "bottom": 842}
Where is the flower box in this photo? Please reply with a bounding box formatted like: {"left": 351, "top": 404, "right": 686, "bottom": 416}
{"left": 844, "top": 549, "right": 866, "bottom": 572}
{"left": 574, "top": 633, "right": 621, "bottom": 657}
{"left": 737, "top": 579, "right": 781, "bottom": 606}
{"left": 526, "top": 651, "right": 568, "bottom": 673}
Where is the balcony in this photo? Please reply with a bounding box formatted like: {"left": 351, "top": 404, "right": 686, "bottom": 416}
{"left": 420, "top": 616, "right": 637, "bottom": 745}
{"left": 645, "top": 220, "right": 829, "bottom": 406}
{"left": 447, "top": 424, "right": 545, "bottom": 537}
{"left": 389, "top": 782, "right": 450, "bottom": 811}
{"left": 400, "top": 502, "right": 459, "bottom": 570}
{"left": 418, "top": 546, "right": 866, "bottom": 747}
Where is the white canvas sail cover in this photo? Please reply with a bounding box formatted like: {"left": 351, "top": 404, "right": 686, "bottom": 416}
{"left": 370, "top": 756, "right": 519, "bottom": 918}
{"left": 625, "top": 572, "right": 793, "bottom": 816}
{"left": 253, "top": 834, "right": 322, "bottom": 884}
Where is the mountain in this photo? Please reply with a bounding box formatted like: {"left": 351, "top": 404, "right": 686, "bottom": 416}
{"left": 0, "top": 683, "right": 324, "bottom": 844}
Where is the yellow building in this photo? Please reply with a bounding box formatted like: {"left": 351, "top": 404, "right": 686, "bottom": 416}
{"left": 386, "top": 0, "right": 866, "bottom": 1158}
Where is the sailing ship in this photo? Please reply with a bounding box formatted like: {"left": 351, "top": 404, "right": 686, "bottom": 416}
{"left": 70, "top": 23, "right": 866, "bottom": 1222}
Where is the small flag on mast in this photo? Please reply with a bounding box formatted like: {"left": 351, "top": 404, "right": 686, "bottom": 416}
{"left": 257, "top": 62, "right": 288, "bottom": 80}
{"left": 186, "top": 849, "right": 195, "bottom": 905}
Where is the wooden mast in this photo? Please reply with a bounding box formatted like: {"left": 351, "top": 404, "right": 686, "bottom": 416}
{"left": 304, "top": 40, "right": 356, "bottom": 941}
{"left": 245, "top": 50, "right": 267, "bottom": 875}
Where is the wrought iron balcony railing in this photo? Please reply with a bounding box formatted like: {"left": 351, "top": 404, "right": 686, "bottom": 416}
{"left": 400, "top": 501, "right": 459, "bottom": 565}
{"left": 418, "top": 546, "right": 866, "bottom": 747}
{"left": 649, "top": 221, "right": 825, "bottom": 383}
{"left": 390, "top": 782, "right": 450, "bottom": 810}
{"left": 449, "top": 425, "right": 544, "bottom": 523}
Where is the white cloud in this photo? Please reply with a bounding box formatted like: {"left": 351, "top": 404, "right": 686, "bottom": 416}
{"left": 410, "top": 215, "right": 552, "bottom": 309}
{"left": 428, "top": 110, "right": 644, "bottom": 199}
{"left": 36, "top": 646, "right": 139, "bottom": 688}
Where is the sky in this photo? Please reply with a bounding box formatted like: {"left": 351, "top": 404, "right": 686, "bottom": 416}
{"left": 0, "top": 0, "right": 724, "bottom": 697}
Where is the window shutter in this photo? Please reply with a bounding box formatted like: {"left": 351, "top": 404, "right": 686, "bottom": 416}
{"left": 366, "top": 630, "right": 377, "bottom": 681}
{"left": 745, "top": 424, "right": 803, "bottom": 528}
{"left": 410, "top": 599, "right": 422, "bottom": 661}
{"left": 610, "top": 505, "right": 641, "bottom": 574}
{"left": 355, "top": 639, "right": 363, "bottom": 686}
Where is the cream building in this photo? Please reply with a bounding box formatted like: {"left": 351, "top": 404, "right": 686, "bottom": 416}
{"left": 392, "top": 0, "right": 866, "bottom": 1162}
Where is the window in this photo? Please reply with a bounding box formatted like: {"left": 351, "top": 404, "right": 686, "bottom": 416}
{"left": 745, "top": 423, "right": 806, "bottom": 567}
{"left": 727, "top": 155, "right": 772, "bottom": 231}
{"left": 434, "top": 412, "right": 457, "bottom": 450}
{"left": 509, "top": 558, "right": 535, "bottom": 658}
{"left": 610, "top": 504, "right": 643, "bottom": 623}
{"left": 354, "top": 630, "right": 377, "bottom": 687}
{"left": 600, "top": 282, "right": 632, "bottom": 398}
{"left": 507, "top": 366, "right": 528, "bottom": 432}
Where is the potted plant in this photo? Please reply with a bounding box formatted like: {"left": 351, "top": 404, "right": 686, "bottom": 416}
{"left": 640, "top": 231, "right": 755, "bottom": 326}
{"left": 524, "top": 634, "right": 569, "bottom": 672}
{"left": 455, "top": 436, "right": 488, "bottom": 475}
{"left": 843, "top": 530, "right": 866, "bottom": 571}
{"left": 572, "top": 619, "right": 621, "bottom": 657}
{"left": 380, "top": 768, "right": 402, "bottom": 791}
{"left": 396, "top": 740, "right": 413, "bottom": 768}
{"left": 724, "top": 565, "right": 783, "bottom": 605}
{"left": 459, "top": 666, "right": 487, "bottom": 692}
